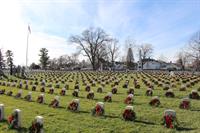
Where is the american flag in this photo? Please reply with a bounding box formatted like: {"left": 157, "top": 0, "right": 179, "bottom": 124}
{"left": 28, "top": 25, "right": 31, "bottom": 34}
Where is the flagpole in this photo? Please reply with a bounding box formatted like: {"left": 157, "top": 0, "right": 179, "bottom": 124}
{"left": 26, "top": 30, "right": 29, "bottom": 68}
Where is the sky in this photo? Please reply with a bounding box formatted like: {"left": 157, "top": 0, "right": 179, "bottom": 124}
{"left": 0, "top": 0, "right": 200, "bottom": 65}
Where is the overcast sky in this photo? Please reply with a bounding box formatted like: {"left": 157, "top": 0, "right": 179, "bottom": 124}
{"left": 0, "top": 0, "right": 200, "bottom": 65}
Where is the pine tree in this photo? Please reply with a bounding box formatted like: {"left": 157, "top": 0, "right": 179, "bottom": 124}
{"left": 126, "top": 47, "right": 134, "bottom": 69}
{"left": 5, "top": 50, "right": 14, "bottom": 75}
{"left": 0, "top": 49, "right": 5, "bottom": 69}
{"left": 39, "top": 48, "right": 49, "bottom": 69}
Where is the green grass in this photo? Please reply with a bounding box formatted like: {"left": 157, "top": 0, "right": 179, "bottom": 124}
{"left": 0, "top": 71, "right": 200, "bottom": 133}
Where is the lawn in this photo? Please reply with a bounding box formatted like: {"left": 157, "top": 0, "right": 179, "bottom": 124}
{"left": 0, "top": 71, "right": 200, "bottom": 133}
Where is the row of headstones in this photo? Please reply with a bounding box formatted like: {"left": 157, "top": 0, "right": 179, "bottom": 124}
{"left": 145, "top": 88, "right": 200, "bottom": 99}
{"left": 0, "top": 104, "right": 43, "bottom": 133}
{"left": 1, "top": 88, "right": 194, "bottom": 110}
{"left": 141, "top": 72, "right": 200, "bottom": 92}
{"left": 0, "top": 102, "right": 179, "bottom": 129}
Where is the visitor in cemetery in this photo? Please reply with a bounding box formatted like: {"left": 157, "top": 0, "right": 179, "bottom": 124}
{"left": 68, "top": 99, "right": 80, "bottom": 112}
{"left": 91, "top": 102, "right": 105, "bottom": 116}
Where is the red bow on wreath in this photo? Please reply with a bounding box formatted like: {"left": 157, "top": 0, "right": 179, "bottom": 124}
{"left": 165, "top": 115, "right": 174, "bottom": 128}
{"left": 95, "top": 105, "right": 102, "bottom": 115}
{"left": 8, "top": 115, "right": 14, "bottom": 124}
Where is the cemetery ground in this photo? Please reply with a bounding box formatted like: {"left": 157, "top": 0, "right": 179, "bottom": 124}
{"left": 0, "top": 71, "right": 200, "bottom": 133}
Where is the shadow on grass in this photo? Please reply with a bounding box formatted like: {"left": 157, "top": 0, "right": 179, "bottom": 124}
{"left": 8, "top": 127, "right": 28, "bottom": 133}
{"left": 58, "top": 106, "right": 66, "bottom": 109}
{"left": 135, "top": 120, "right": 156, "bottom": 125}
{"left": 17, "top": 127, "right": 29, "bottom": 133}
{"left": 104, "top": 114, "right": 120, "bottom": 119}
{"left": 190, "top": 109, "right": 200, "bottom": 112}
{"left": 176, "top": 127, "right": 197, "bottom": 131}
{"left": 79, "top": 110, "right": 91, "bottom": 114}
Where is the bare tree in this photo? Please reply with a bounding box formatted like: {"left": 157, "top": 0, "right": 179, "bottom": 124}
{"left": 185, "top": 30, "right": 200, "bottom": 71}
{"left": 139, "top": 43, "right": 153, "bottom": 60}
{"left": 96, "top": 44, "right": 108, "bottom": 69}
{"left": 107, "top": 38, "right": 119, "bottom": 69}
{"left": 176, "top": 51, "right": 187, "bottom": 70}
{"left": 157, "top": 54, "right": 168, "bottom": 62}
{"left": 124, "top": 37, "right": 137, "bottom": 54}
{"left": 69, "top": 27, "right": 111, "bottom": 70}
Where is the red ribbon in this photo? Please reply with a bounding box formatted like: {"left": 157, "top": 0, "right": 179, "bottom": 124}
{"left": 165, "top": 115, "right": 174, "bottom": 128}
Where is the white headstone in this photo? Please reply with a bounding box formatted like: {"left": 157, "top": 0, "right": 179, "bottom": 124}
{"left": 128, "top": 94, "right": 134, "bottom": 98}
{"left": 107, "top": 92, "right": 112, "bottom": 97}
{"left": 18, "top": 89, "right": 22, "bottom": 94}
{"left": 35, "top": 116, "right": 43, "bottom": 125}
{"left": 97, "top": 102, "right": 104, "bottom": 108}
{"left": 164, "top": 109, "right": 176, "bottom": 117}
{"left": 125, "top": 105, "right": 133, "bottom": 110}
{"left": 14, "top": 109, "right": 22, "bottom": 127}
{"left": 0, "top": 104, "right": 4, "bottom": 121}
{"left": 55, "top": 96, "right": 59, "bottom": 101}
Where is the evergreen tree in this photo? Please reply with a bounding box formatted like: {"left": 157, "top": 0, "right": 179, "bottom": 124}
{"left": 0, "top": 49, "right": 5, "bottom": 69}
{"left": 5, "top": 50, "right": 14, "bottom": 75}
{"left": 39, "top": 48, "right": 49, "bottom": 69}
{"left": 126, "top": 47, "right": 134, "bottom": 69}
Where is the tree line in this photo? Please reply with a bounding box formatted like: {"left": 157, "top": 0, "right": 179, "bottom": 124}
{"left": 1, "top": 27, "right": 200, "bottom": 72}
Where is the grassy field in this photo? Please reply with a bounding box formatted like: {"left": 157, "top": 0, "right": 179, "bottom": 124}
{"left": 0, "top": 71, "right": 200, "bottom": 133}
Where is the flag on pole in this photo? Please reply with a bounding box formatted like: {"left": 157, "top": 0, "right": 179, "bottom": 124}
{"left": 28, "top": 25, "right": 31, "bottom": 34}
